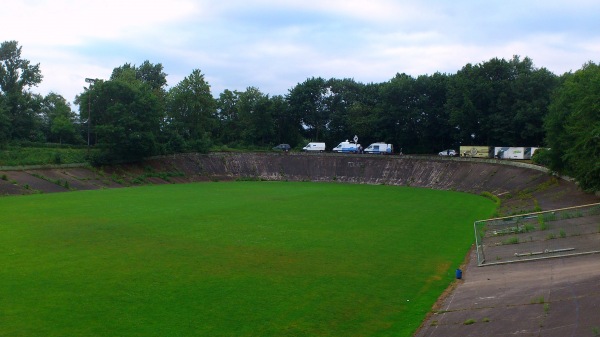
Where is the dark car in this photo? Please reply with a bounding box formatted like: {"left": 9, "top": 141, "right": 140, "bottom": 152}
{"left": 272, "top": 144, "right": 291, "bottom": 151}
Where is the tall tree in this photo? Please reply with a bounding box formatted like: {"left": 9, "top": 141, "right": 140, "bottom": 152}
{"left": 41, "top": 93, "right": 80, "bottom": 144}
{"left": 510, "top": 61, "right": 558, "bottom": 146}
{"left": 287, "top": 77, "right": 329, "bottom": 141}
{"left": 545, "top": 62, "right": 600, "bottom": 192}
{"left": 111, "top": 61, "right": 168, "bottom": 114}
{"left": 323, "top": 78, "right": 365, "bottom": 145}
{"left": 135, "top": 60, "right": 168, "bottom": 92}
{"left": 447, "top": 56, "right": 557, "bottom": 147}
{"left": 412, "top": 72, "right": 451, "bottom": 153}
{"left": 236, "top": 87, "right": 274, "bottom": 146}
{"left": 110, "top": 63, "right": 136, "bottom": 83}
{"left": 270, "top": 94, "right": 302, "bottom": 147}
{"left": 216, "top": 89, "right": 241, "bottom": 145}
{"left": 0, "top": 40, "right": 43, "bottom": 140}
{"left": 165, "top": 69, "right": 216, "bottom": 152}
{"left": 0, "top": 93, "right": 9, "bottom": 146}
{"left": 77, "top": 77, "right": 162, "bottom": 163}
{"left": 216, "top": 88, "right": 290, "bottom": 148}
{"left": 377, "top": 73, "right": 418, "bottom": 152}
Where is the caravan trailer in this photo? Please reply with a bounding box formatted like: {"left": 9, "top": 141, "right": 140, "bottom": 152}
{"left": 494, "top": 147, "right": 532, "bottom": 160}
{"left": 459, "top": 146, "right": 494, "bottom": 158}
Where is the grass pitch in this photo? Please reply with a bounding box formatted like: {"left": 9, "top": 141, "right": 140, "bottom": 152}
{"left": 0, "top": 182, "right": 495, "bottom": 336}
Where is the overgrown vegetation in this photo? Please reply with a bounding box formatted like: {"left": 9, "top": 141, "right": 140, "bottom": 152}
{"left": 502, "top": 237, "right": 520, "bottom": 245}
{"left": 29, "top": 172, "right": 74, "bottom": 190}
{"left": 481, "top": 191, "right": 501, "bottom": 206}
{"left": 532, "top": 296, "right": 545, "bottom": 304}
{"left": 0, "top": 146, "right": 89, "bottom": 166}
{"left": 135, "top": 167, "right": 185, "bottom": 183}
{"left": 538, "top": 217, "right": 549, "bottom": 231}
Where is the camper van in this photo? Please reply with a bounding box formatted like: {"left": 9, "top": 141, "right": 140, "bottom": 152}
{"left": 302, "top": 142, "right": 326, "bottom": 152}
{"left": 364, "top": 143, "right": 393, "bottom": 154}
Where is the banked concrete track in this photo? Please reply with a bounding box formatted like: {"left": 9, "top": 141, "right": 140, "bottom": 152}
{"left": 1, "top": 152, "right": 599, "bottom": 336}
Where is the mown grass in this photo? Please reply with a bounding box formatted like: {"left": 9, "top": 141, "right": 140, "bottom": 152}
{"left": 0, "top": 146, "right": 89, "bottom": 166}
{"left": 0, "top": 182, "right": 495, "bottom": 336}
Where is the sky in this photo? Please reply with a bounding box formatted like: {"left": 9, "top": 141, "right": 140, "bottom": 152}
{"left": 2, "top": 0, "right": 600, "bottom": 110}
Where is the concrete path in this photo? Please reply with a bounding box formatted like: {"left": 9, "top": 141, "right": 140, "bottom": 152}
{"left": 415, "top": 251, "right": 600, "bottom": 337}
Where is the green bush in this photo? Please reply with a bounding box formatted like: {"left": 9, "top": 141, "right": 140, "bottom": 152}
{"left": 53, "top": 152, "right": 63, "bottom": 164}
{"left": 531, "top": 148, "right": 551, "bottom": 167}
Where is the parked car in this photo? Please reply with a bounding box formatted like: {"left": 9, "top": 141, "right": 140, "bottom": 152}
{"left": 438, "top": 149, "right": 457, "bottom": 156}
{"left": 272, "top": 144, "right": 291, "bottom": 151}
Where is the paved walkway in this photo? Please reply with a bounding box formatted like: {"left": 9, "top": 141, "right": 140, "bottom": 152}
{"left": 415, "top": 250, "right": 600, "bottom": 337}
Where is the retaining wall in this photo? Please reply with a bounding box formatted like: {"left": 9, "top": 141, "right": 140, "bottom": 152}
{"left": 2, "top": 152, "right": 598, "bottom": 212}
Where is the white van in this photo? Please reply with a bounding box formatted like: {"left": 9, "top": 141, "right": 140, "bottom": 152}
{"left": 332, "top": 141, "right": 361, "bottom": 153}
{"left": 364, "top": 143, "right": 393, "bottom": 154}
{"left": 302, "top": 142, "right": 326, "bottom": 152}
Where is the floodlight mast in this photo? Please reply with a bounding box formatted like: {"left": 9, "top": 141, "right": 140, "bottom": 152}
{"left": 85, "top": 78, "right": 98, "bottom": 153}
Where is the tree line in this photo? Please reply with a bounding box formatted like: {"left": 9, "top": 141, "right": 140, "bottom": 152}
{"left": 1, "top": 40, "right": 598, "bottom": 191}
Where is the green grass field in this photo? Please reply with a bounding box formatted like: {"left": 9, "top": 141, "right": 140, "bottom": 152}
{"left": 0, "top": 182, "right": 495, "bottom": 336}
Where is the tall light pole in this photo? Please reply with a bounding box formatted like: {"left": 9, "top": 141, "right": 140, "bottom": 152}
{"left": 85, "top": 78, "right": 97, "bottom": 153}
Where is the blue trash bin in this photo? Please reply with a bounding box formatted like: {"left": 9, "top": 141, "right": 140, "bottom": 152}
{"left": 456, "top": 269, "right": 462, "bottom": 279}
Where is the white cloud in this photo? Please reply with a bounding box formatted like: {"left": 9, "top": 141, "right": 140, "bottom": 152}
{"left": 2, "top": 0, "right": 600, "bottom": 109}
{"left": 4, "top": 0, "right": 199, "bottom": 47}
{"left": 296, "top": 0, "right": 431, "bottom": 23}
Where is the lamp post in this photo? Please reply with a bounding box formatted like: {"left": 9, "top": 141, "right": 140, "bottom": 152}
{"left": 85, "top": 78, "right": 97, "bottom": 153}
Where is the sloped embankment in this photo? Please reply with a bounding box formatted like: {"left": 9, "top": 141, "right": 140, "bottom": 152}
{"left": 1, "top": 152, "right": 597, "bottom": 212}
